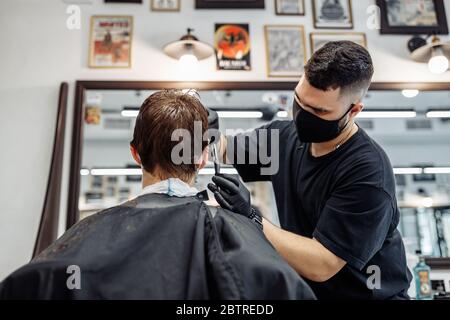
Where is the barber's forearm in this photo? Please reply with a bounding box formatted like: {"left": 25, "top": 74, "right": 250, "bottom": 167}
{"left": 262, "top": 218, "right": 345, "bottom": 282}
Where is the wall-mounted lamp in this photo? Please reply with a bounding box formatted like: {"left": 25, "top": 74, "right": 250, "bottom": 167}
{"left": 409, "top": 35, "right": 450, "bottom": 74}
{"left": 163, "top": 28, "right": 214, "bottom": 73}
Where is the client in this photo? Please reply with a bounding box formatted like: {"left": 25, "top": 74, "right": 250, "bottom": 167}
{"left": 0, "top": 90, "right": 315, "bottom": 300}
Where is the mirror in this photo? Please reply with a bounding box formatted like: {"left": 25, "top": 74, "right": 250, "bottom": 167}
{"left": 68, "top": 81, "right": 450, "bottom": 259}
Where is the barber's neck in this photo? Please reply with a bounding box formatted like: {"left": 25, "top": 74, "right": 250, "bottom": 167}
{"left": 141, "top": 168, "right": 195, "bottom": 189}
{"left": 310, "top": 122, "right": 357, "bottom": 158}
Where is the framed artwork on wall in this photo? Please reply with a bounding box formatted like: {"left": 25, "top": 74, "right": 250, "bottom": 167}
{"left": 275, "top": 0, "right": 305, "bottom": 15}
{"left": 310, "top": 32, "right": 367, "bottom": 55}
{"left": 151, "top": 0, "right": 180, "bottom": 11}
{"left": 377, "top": 0, "right": 448, "bottom": 35}
{"left": 312, "top": 0, "right": 353, "bottom": 29}
{"left": 214, "top": 24, "right": 251, "bottom": 70}
{"left": 264, "top": 25, "right": 307, "bottom": 77}
{"left": 88, "top": 16, "right": 133, "bottom": 68}
{"left": 196, "top": 0, "right": 265, "bottom": 9}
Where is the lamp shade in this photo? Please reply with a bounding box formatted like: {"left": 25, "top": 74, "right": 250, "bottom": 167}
{"left": 410, "top": 38, "right": 450, "bottom": 63}
{"left": 163, "top": 28, "right": 214, "bottom": 60}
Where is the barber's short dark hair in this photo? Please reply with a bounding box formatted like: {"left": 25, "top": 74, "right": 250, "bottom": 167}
{"left": 130, "top": 89, "right": 208, "bottom": 181}
{"left": 305, "top": 41, "right": 374, "bottom": 96}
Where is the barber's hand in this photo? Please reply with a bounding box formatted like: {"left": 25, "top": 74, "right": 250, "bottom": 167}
{"left": 207, "top": 174, "right": 252, "bottom": 218}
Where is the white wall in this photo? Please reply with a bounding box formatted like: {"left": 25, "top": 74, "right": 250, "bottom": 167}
{"left": 1, "top": 0, "right": 450, "bottom": 280}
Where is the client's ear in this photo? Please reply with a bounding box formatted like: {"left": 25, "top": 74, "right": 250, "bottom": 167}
{"left": 130, "top": 144, "right": 142, "bottom": 166}
{"left": 198, "top": 146, "right": 209, "bottom": 170}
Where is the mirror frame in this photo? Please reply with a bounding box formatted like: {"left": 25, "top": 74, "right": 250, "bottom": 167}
{"left": 33, "top": 82, "right": 68, "bottom": 258}
{"left": 66, "top": 80, "right": 450, "bottom": 267}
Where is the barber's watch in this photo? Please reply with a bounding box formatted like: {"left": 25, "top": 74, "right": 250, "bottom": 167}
{"left": 248, "top": 208, "right": 263, "bottom": 230}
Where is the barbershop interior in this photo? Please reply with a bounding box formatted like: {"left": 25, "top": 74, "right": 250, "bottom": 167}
{"left": 1, "top": 0, "right": 450, "bottom": 301}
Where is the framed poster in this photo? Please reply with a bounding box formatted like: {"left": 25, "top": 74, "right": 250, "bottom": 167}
{"left": 310, "top": 32, "right": 367, "bottom": 55}
{"left": 151, "top": 0, "right": 180, "bottom": 11}
{"left": 276, "top": 0, "right": 305, "bottom": 15}
{"left": 312, "top": 0, "right": 353, "bottom": 29}
{"left": 196, "top": 0, "right": 265, "bottom": 9}
{"left": 89, "top": 16, "right": 133, "bottom": 68}
{"left": 214, "top": 24, "right": 251, "bottom": 71}
{"left": 264, "top": 25, "right": 307, "bottom": 77}
{"left": 377, "top": 0, "right": 448, "bottom": 35}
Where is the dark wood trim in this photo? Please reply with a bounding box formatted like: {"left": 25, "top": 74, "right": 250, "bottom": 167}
{"left": 33, "top": 82, "right": 68, "bottom": 258}
{"left": 369, "top": 82, "right": 450, "bottom": 91}
{"left": 67, "top": 82, "right": 85, "bottom": 229}
{"left": 66, "top": 81, "right": 450, "bottom": 230}
{"left": 425, "top": 257, "right": 450, "bottom": 270}
{"left": 70, "top": 81, "right": 298, "bottom": 91}
{"left": 71, "top": 80, "right": 450, "bottom": 91}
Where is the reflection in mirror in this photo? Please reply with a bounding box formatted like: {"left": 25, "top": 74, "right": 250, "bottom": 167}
{"left": 78, "top": 88, "right": 450, "bottom": 258}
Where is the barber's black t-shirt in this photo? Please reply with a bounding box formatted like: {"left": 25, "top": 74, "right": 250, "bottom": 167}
{"left": 229, "top": 120, "right": 412, "bottom": 300}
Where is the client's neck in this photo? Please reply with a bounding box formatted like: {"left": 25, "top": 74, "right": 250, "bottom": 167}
{"left": 141, "top": 169, "right": 195, "bottom": 189}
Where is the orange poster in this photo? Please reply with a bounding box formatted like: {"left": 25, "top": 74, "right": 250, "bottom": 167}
{"left": 214, "top": 23, "right": 251, "bottom": 71}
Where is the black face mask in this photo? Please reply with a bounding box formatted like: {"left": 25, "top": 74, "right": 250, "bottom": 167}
{"left": 293, "top": 93, "right": 354, "bottom": 143}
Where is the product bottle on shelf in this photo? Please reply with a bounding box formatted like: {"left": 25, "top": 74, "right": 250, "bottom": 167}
{"left": 413, "top": 250, "right": 433, "bottom": 300}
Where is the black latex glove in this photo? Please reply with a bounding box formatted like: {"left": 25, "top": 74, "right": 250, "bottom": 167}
{"left": 207, "top": 108, "right": 219, "bottom": 131}
{"left": 207, "top": 174, "right": 252, "bottom": 217}
{"left": 206, "top": 108, "right": 220, "bottom": 145}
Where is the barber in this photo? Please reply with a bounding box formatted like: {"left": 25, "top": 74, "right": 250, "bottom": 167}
{"left": 207, "top": 41, "right": 412, "bottom": 300}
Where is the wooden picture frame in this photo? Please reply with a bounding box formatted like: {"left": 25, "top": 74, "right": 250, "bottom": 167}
{"left": 196, "top": 0, "right": 265, "bottom": 9}
{"left": 310, "top": 32, "right": 367, "bottom": 55}
{"left": 88, "top": 15, "right": 133, "bottom": 69}
{"left": 104, "top": 0, "right": 142, "bottom": 3}
{"left": 151, "top": 0, "right": 180, "bottom": 12}
{"left": 264, "top": 25, "right": 307, "bottom": 78}
{"left": 275, "top": 0, "right": 305, "bottom": 16}
{"left": 312, "top": 0, "right": 353, "bottom": 29}
{"left": 377, "top": 0, "right": 448, "bottom": 35}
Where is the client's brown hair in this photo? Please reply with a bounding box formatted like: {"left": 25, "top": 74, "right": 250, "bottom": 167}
{"left": 130, "top": 89, "right": 208, "bottom": 181}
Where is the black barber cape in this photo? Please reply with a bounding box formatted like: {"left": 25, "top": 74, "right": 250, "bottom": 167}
{"left": 0, "top": 193, "right": 315, "bottom": 300}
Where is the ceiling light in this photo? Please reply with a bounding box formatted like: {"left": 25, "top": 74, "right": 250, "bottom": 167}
{"left": 90, "top": 168, "right": 142, "bottom": 176}
{"left": 121, "top": 109, "right": 139, "bottom": 117}
{"left": 217, "top": 111, "right": 263, "bottom": 118}
{"left": 426, "top": 110, "right": 450, "bottom": 118}
{"left": 393, "top": 167, "right": 423, "bottom": 175}
{"left": 421, "top": 197, "right": 434, "bottom": 208}
{"left": 401, "top": 89, "right": 419, "bottom": 98}
{"left": 276, "top": 111, "right": 289, "bottom": 118}
{"left": 356, "top": 110, "right": 417, "bottom": 118}
{"left": 423, "top": 167, "right": 450, "bottom": 174}
{"left": 199, "top": 167, "right": 238, "bottom": 175}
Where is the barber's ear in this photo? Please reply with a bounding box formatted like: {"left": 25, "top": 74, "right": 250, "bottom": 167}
{"left": 130, "top": 144, "right": 142, "bottom": 166}
{"left": 350, "top": 102, "right": 364, "bottom": 118}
